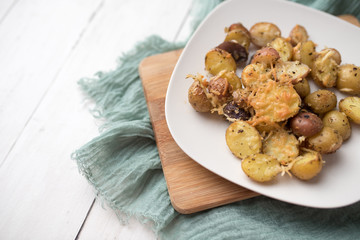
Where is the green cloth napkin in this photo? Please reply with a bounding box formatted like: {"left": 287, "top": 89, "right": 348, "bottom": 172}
{"left": 72, "top": 0, "right": 360, "bottom": 239}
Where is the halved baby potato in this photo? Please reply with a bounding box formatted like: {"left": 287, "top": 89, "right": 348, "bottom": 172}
{"left": 293, "top": 78, "right": 310, "bottom": 98}
{"left": 275, "top": 61, "right": 310, "bottom": 84}
{"left": 269, "top": 37, "right": 293, "bottom": 61}
{"left": 205, "top": 48, "right": 237, "bottom": 76}
{"left": 224, "top": 29, "right": 251, "bottom": 51}
{"left": 290, "top": 151, "right": 323, "bottom": 180}
{"left": 241, "top": 63, "right": 273, "bottom": 89}
{"left": 226, "top": 121, "right": 262, "bottom": 159}
{"left": 336, "top": 64, "right": 360, "bottom": 95}
{"left": 306, "top": 126, "right": 343, "bottom": 154}
{"left": 288, "top": 24, "right": 309, "bottom": 46}
{"left": 249, "top": 22, "right": 281, "bottom": 47}
{"left": 242, "top": 153, "right": 282, "bottom": 182}
{"left": 322, "top": 110, "right": 351, "bottom": 141}
{"left": 251, "top": 47, "right": 280, "bottom": 66}
{"left": 339, "top": 96, "right": 360, "bottom": 124}
{"left": 292, "top": 40, "right": 316, "bottom": 68}
{"left": 311, "top": 48, "right": 340, "bottom": 88}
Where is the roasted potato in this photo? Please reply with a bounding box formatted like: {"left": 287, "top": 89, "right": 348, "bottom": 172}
{"left": 336, "top": 64, "right": 360, "bottom": 95}
{"left": 224, "top": 29, "right": 251, "bottom": 51}
{"left": 275, "top": 61, "right": 310, "bottom": 84}
{"left": 251, "top": 47, "right": 280, "bottom": 66}
{"left": 304, "top": 89, "right": 337, "bottom": 114}
{"left": 249, "top": 22, "right": 281, "bottom": 47}
{"left": 269, "top": 37, "right": 293, "bottom": 61}
{"left": 293, "top": 78, "right": 310, "bottom": 98}
{"left": 226, "top": 121, "right": 262, "bottom": 159}
{"left": 217, "top": 41, "right": 248, "bottom": 64}
{"left": 232, "top": 88, "right": 251, "bottom": 109}
{"left": 226, "top": 22, "right": 251, "bottom": 38}
{"left": 339, "top": 96, "right": 360, "bottom": 124}
{"left": 248, "top": 81, "right": 301, "bottom": 122}
{"left": 217, "top": 70, "right": 242, "bottom": 91}
{"left": 290, "top": 151, "right": 323, "bottom": 180}
{"left": 241, "top": 153, "right": 282, "bottom": 182}
{"left": 311, "top": 48, "right": 339, "bottom": 88}
{"left": 205, "top": 48, "right": 237, "bottom": 75}
{"left": 292, "top": 40, "right": 316, "bottom": 68}
{"left": 288, "top": 24, "right": 309, "bottom": 46}
{"left": 263, "top": 128, "right": 299, "bottom": 165}
{"left": 322, "top": 110, "right": 351, "bottom": 141}
{"left": 208, "top": 76, "right": 231, "bottom": 105}
{"left": 306, "top": 126, "right": 343, "bottom": 154}
{"left": 188, "top": 81, "right": 212, "bottom": 112}
{"left": 289, "top": 111, "right": 323, "bottom": 137}
{"left": 241, "top": 63, "right": 273, "bottom": 89}
{"left": 223, "top": 101, "right": 250, "bottom": 120}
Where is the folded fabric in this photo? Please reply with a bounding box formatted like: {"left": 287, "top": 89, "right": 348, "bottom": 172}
{"left": 72, "top": 0, "right": 360, "bottom": 239}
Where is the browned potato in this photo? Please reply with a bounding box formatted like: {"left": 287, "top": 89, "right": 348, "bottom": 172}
{"left": 188, "top": 81, "right": 212, "bottom": 112}
{"left": 269, "top": 37, "right": 293, "bottom": 61}
{"left": 322, "top": 110, "right": 351, "bottom": 141}
{"left": 249, "top": 22, "right": 281, "bottom": 47}
{"left": 290, "top": 151, "right": 323, "bottom": 180}
{"left": 217, "top": 70, "right": 242, "bottom": 91}
{"left": 205, "top": 48, "right": 237, "bottom": 75}
{"left": 217, "top": 41, "right": 248, "bottom": 64}
{"left": 306, "top": 126, "right": 343, "bottom": 154}
{"left": 289, "top": 111, "right": 323, "bottom": 137}
{"left": 292, "top": 41, "right": 316, "bottom": 68}
{"left": 226, "top": 22, "right": 250, "bottom": 38}
{"left": 223, "top": 101, "right": 250, "bottom": 120}
{"left": 208, "top": 76, "right": 231, "bottom": 105}
{"left": 304, "top": 89, "right": 337, "bottom": 114}
{"left": 288, "top": 24, "right": 309, "bottom": 46}
{"left": 336, "top": 64, "right": 360, "bottom": 95}
{"left": 339, "top": 96, "right": 360, "bottom": 124}
{"left": 251, "top": 47, "right": 280, "bottom": 66}
{"left": 311, "top": 48, "right": 339, "bottom": 88}
{"left": 224, "top": 29, "right": 251, "bottom": 51}
{"left": 241, "top": 63, "right": 273, "bottom": 89}
{"left": 275, "top": 61, "right": 310, "bottom": 84}
{"left": 293, "top": 78, "right": 310, "bottom": 98}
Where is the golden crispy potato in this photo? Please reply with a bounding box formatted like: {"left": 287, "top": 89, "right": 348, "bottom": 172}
{"left": 208, "top": 76, "right": 231, "bottom": 105}
{"left": 322, "top": 110, "right": 351, "bottom": 141}
{"left": 251, "top": 47, "right": 280, "bottom": 66}
{"left": 248, "top": 81, "right": 301, "bottom": 122}
{"left": 288, "top": 24, "right": 309, "bottom": 46}
{"left": 188, "top": 81, "right": 212, "bottom": 112}
{"left": 217, "top": 70, "right": 242, "bottom": 91}
{"left": 205, "top": 48, "right": 237, "bottom": 76}
{"left": 242, "top": 153, "right": 282, "bottom": 182}
{"left": 304, "top": 89, "right": 337, "bottom": 114}
{"left": 289, "top": 111, "right": 323, "bottom": 137}
{"left": 226, "top": 22, "right": 251, "bottom": 38}
{"left": 224, "top": 29, "right": 251, "bottom": 51}
{"left": 339, "top": 96, "right": 360, "bottom": 124}
{"left": 290, "top": 151, "right": 323, "bottom": 180}
{"left": 336, "top": 64, "right": 360, "bottom": 95}
{"left": 263, "top": 128, "right": 299, "bottom": 165}
{"left": 241, "top": 63, "right": 273, "bottom": 89}
{"left": 249, "top": 22, "right": 281, "bottom": 47}
{"left": 292, "top": 40, "right": 316, "bottom": 68}
{"left": 269, "top": 37, "right": 293, "bottom": 61}
{"left": 306, "top": 126, "right": 343, "bottom": 154}
{"left": 226, "top": 121, "right": 262, "bottom": 159}
{"left": 311, "top": 48, "right": 339, "bottom": 88}
{"left": 293, "top": 78, "right": 310, "bottom": 98}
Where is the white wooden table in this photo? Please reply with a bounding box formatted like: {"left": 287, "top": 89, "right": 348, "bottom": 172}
{"left": 0, "top": 0, "right": 193, "bottom": 239}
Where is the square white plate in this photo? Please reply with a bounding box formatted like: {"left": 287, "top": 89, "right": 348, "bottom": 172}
{"left": 165, "top": 0, "right": 360, "bottom": 208}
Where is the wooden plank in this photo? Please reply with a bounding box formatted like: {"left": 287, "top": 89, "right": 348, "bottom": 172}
{"left": 139, "top": 50, "right": 259, "bottom": 214}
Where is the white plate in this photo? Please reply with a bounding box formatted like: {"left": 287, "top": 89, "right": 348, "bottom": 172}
{"left": 165, "top": 0, "right": 360, "bottom": 208}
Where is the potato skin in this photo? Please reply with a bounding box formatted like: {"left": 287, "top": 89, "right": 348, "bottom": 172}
{"left": 205, "top": 48, "right": 237, "bottom": 76}
{"left": 290, "top": 151, "right": 323, "bottom": 180}
{"left": 293, "top": 78, "right": 310, "bottom": 98}
{"left": 188, "top": 81, "right": 212, "bottom": 112}
{"left": 289, "top": 24, "right": 309, "bottom": 46}
{"left": 227, "top": 22, "right": 250, "bottom": 38}
{"left": 217, "top": 41, "right": 248, "bottom": 64}
{"left": 306, "top": 126, "right": 343, "bottom": 154}
{"left": 249, "top": 22, "right": 281, "bottom": 47}
{"left": 336, "top": 64, "right": 360, "bottom": 95}
{"left": 289, "top": 111, "right": 323, "bottom": 137}
{"left": 339, "top": 96, "right": 360, "bottom": 124}
{"left": 224, "top": 29, "right": 251, "bottom": 50}
{"left": 251, "top": 47, "right": 280, "bottom": 66}
{"left": 304, "top": 89, "right": 337, "bottom": 114}
{"left": 322, "top": 110, "right": 351, "bottom": 141}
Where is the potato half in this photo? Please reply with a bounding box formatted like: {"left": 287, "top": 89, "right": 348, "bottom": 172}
{"left": 290, "top": 151, "right": 323, "bottom": 180}
{"left": 205, "top": 48, "right": 237, "bottom": 76}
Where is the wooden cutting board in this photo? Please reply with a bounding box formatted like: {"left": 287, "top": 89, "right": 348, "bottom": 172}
{"left": 139, "top": 50, "right": 259, "bottom": 215}
{"left": 139, "top": 15, "right": 360, "bottom": 214}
